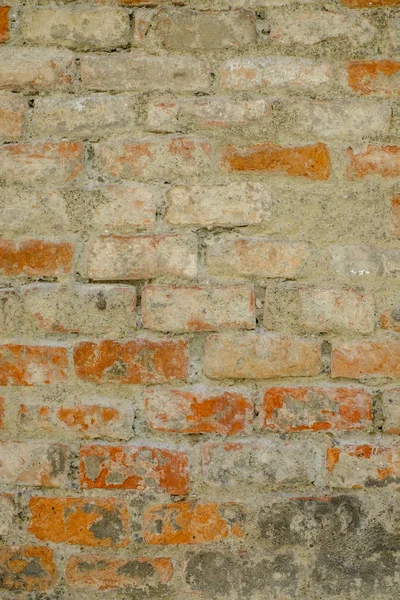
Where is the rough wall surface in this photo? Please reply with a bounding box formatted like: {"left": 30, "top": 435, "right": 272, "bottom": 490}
{"left": 0, "top": 0, "right": 399, "bottom": 598}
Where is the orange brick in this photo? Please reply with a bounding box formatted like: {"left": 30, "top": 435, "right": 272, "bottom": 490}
{"left": 80, "top": 444, "right": 189, "bottom": 494}
{"left": 74, "top": 339, "right": 188, "bottom": 384}
{"left": 222, "top": 142, "right": 331, "bottom": 180}
{"left": 0, "top": 546, "right": 56, "bottom": 591}
{"left": 143, "top": 502, "right": 246, "bottom": 544}
{"left": 390, "top": 195, "right": 400, "bottom": 237}
{"left": 263, "top": 387, "right": 372, "bottom": 432}
{"left": 0, "top": 344, "right": 68, "bottom": 386}
{"left": 347, "top": 145, "right": 400, "bottom": 179}
{"left": 29, "top": 497, "right": 130, "bottom": 547}
{"left": 327, "top": 444, "right": 400, "bottom": 488}
{"left": 66, "top": 555, "right": 173, "bottom": 591}
{"left": 342, "top": 0, "right": 400, "bottom": 6}
{"left": 332, "top": 340, "right": 400, "bottom": 379}
{"left": 145, "top": 388, "right": 253, "bottom": 435}
{"left": 347, "top": 60, "right": 400, "bottom": 96}
{"left": 0, "top": 240, "right": 74, "bottom": 277}
{"left": 0, "top": 6, "right": 9, "bottom": 43}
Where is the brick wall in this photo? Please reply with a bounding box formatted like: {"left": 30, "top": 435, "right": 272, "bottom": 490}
{"left": 0, "top": 0, "right": 399, "bottom": 598}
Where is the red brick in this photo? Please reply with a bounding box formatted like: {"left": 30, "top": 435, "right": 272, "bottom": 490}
{"left": 347, "top": 60, "right": 400, "bottom": 96}
{"left": 222, "top": 142, "right": 331, "bottom": 180}
{"left": 0, "top": 6, "right": 9, "bottom": 43}
{"left": 263, "top": 387, "right": 372, "bottom": 432}
{"left": 332, "top": 340, "right": 400, "bottom": 379}
{"left": 0, "top": 441, "right": 67, "bottom": 487}
{"left": 74, "top": 339, "right": 189, "bottom": 384}
{"left": 0, "top": 546, "right": 56, "bottom": 591}
{"left": 390, "top": 195, "right": 400, "bottom": 237}
{"left": 145, "top": 387, "right": 253, "bottom": 435}
{"left": 0, "top": 240, "right": 74, "bottom": 277}
{"left": 327, "top": 444, "right": 400, "bottom": 488}
{"left": 80, "top": 444, "right": 189, "bottom": 494}
{"left": 29, "top": 497, "right": 130, "bottom": 547}
{"left": 0, "top": 344, "right": 68, "bottom": 386}
{"left": 143, "top": 502, "right": 246, "bottom": 544}
{"left": 346, "top": 145, "right": 400, "bottom": 179}
{"left": 66, "top": 555, "right": 173, "bottom": 591}
{"left": 0, "top": 93, "right": 25, "bottom": 142}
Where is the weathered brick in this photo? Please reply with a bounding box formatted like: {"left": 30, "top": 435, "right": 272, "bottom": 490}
{"left": 29, "top": 95, "right": 137, "bottom": 140}
{"left": 329, "top": 245, "right": 384, "bottom": 277}
{"left": 74, "top": 339, "right": 188, "bottom": 384}
{"left": 388, "top": 15, "right": 400, "bottom": 52}
{"left": 0, "top": 494, "right": 14, "bottom": 535}
{"left": 220, "top": 57, "right": 332, "bottom": 90}
{"left": 87, "top": 234, "right": 197, "bottom": 280}
{"left": 0, "top": 93, "right": 26, "bottom": 142}
{"left": 347, "top": 145, "right": 400, "bottom": 179}
{"left": 382, "top": 388, "right": 400, "bottom": 433}
{"left": 29, "top": 497, "right": 130, "bottom": 547}
{"left": 145, "top": 387, "right": 253, "bottom": 435}
{"left": 206, "top": 238, "right": 310, "bottom": 278}
{"left": 147, "top": 98, "right": 271, "bottom": 132}
{"left": 202, "top": 439, "right": 327, "bottom": 488}
{"left": 143, "top": 502, "right": 246, "bottom": 544}
{"left": 0, "top": 48, "right": 75, "bottom": 92}
{"left": 82, "top": 55, "right": 210, "bottom": 92}
{"left": 135, "top": 8, "right": 256, "bottom": 49}
{"left": 0, "top": 546, "right": 56, "bottom": 591}
{"left": 378, "top": 291, "right": 400, "bottom": 333}
{"left": 165, "top": 183, "right": 270, "bottom": 227}
{"left": 19, "top": 400, "right": 134, "bottom": 440}
{"left": 262, "top": 386, "right": 372, "bottom": 432}
{"left": 0, "top": 6, "right": 9, "bottom": 43}
{"left": 390, "top": 195, "right": 400, "bottom": 237}
{"left": 222, "top": 142, "right": 331, "bottom": 180}
{"left": 0, "top": 344, "right": 68, "bottom": 386}
{"left": 0, "top": 240, "right": 74, "bottom": 277}
{"left": 203, "top": 333, "right": 321, "bottom": 379}
{"left": 96, "top": 136, "right": 213, "bottom": 181}
{"left": 0, "top": 141, "right": 83, "bottom": 184}
{"left": 80, "top": 444, "right": 189, "bottom": 494}
{"left": 327, "top": 444, "right": 400, "bottom": 488}
{"left": 66, "top": 555, "right": 173, "bottom": 591}
{"left": 0, "top": 188, "right": 69, "bottom": 236}
{"left": 22, "top": 283, "right": 137, "bottom": 336}
{"left": 142, "top": 285, "right": 255, "bottom": 332}
{"left": 0, "top": 288, "right": 21, "bottom": 334}
{"left": 332, "top": 340, "right": 400, "bottom": 379}
{"left": 19, "top": 7, "right": 130, "bottom": 50}
{"left": 347, "top": 61, "right": 400, "bottom": 96}
{"left": 0, "top": 442, "right": 67, "bottom": 487}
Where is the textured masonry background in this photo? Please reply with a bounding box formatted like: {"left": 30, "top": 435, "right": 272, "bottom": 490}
{"left": 0, "top": 0, "right": 399, "bottom": 599}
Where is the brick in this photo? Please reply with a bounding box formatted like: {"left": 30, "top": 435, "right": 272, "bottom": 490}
{"left": 0, "top": 546, "right": 56, "bottom": 591}
{"left": 0, "top": 344, "right": 68, "bottom": 386}
{"left": 74, "top": 339, "right": 189, "bottom": 384}
{"left": 22, "top": 284, "right": 137, "bottom": 336}
{"left": 66, "top": 555, "right": 173, "bottom": 591}
{"left": 87, "top": 234, "right": 197, "bottom": 280}
{"left": 390, "top": 195, "right": 400, "bottom": 237}
{"left": 222, "top": 142, "right": 331, "bottom": 180}
{"left": 262, "top": 386, "right": 372, "bottom": 432}
{"left": 0, "top": 442, "right": 67, "bottom": 487}
{"left": 388, "top": 15, "right": 400, "bottom": 52}
{"left": 0, "top": 288, "right": 21, "bottom": 335}
{"left": 0, "top": 141, "right": 83, "bottom": 184}
{"left": 143, "top": 502, "right": 246, "bottom": 544}
{"left": 206, "top": 238, "right": 310, "bottom": 278}
{"left": 329, "top": 245, "right": 384, "bottom": 277}
{"left": 29, "top": 95, "right": 137, "bottom": 140}
{"left": 342, "top": 0, "right": 400, "bottom": 6}
{"left": 165, "top": 182, "right": 270, "bottom": 227}
{"left": 378, "top": 291, "right": 400, "bottom": 333}
{"left": 142, "top": 285, "right": 255, "bottom": 332}
{"left": 145, "top": 387, "right": 254, "bottom": 435}
{"left": 0, "top": 240, "right": 74, "bottom": 277}
{"left": 0, "top": 94, "right": 26, "bottom": 142}
{"left": 29, "top": 497, "right": 130, "bottom": 547}
{"left": 96, "top": 136, "right": 212, "bottom": 181}
{"left": 82, "top": 55, "right": 210, "bottom": 92}
{"left": 0, "top": 6, "right": 9, "bottom": 43}
{"left": 327, "top": 444, "right": 400, "bottom": 488}
{"left": 203, "top": 333, "right": 321, "bottom": 379}
{"left": 0, "top": 48, "right": 75, "bottom": 92}
{"left": 220, "top": 57, "right": 332, "bottom": 90}
{"left": 347, "top": 61, "right": 400, "bottom": 97}
{"left": 331, "top": 340, "right": 400, "bottom": 379}
{"left": 147, "top": 98, "right": 271, "bottom": 132}
{"left": 80, "top": 444, "right": 189, "bottom": 494}
{"left": 382, "top": 389, "right": 400, "bottom": 434}
{"left": 18, "top": 400, "right": 134, "bottom": 441}
{"left": 135, "top": 8, "right": 256, "bottom": 49}
{"left": 0, "top": 188, "right": 69, "bottom": 236}
{"left": 202, "top": 439, "right": 327, "bottom": 488}
{"left": 19, "top": 7, "right": 130, "bottom": 50}
{"left": 347, "top": 145, "right": 400, "bottom": 180}
{"left": 0, "top": 494, "right": 14, "bottom": 535}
